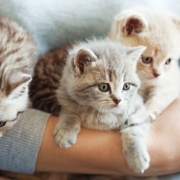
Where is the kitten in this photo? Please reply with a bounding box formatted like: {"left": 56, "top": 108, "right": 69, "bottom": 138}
{"left": 108, "top": 7, "right": 180, "bottom": 120}
{"left": 53, "top": 38, "right": 150, "bottom": 173}
{"left": 0, "top": 16, "right": 37, "bottom": 137}
{"left": 30, "top": 43, "right": 73, "bottom": 116}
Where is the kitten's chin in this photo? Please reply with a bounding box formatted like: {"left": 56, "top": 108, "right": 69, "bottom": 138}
{"left": 147, "top": 76, "right": 162, "bottom": 80}
{"left": 139, "top": 74, "right": 161, "bottom": 80}
{"left": 102, "top": 105, "right": 122, "bottom": 114}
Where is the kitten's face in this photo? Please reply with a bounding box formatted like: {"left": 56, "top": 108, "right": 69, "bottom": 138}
{"left": 67, "top": 41, "right": 145, "bottom": 113}
{"left": 74, "top": 68, "right": 139, "bottom": 114}
{"left": 134, "top": 40, "right": 177, "bottom": 79}
{"left": 108, "top": 7, "right": 180, "bottom": 79}
{"left": 0, "top": 71, "right": 31, "bottom": 137}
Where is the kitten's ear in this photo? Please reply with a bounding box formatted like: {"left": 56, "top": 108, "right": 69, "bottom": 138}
{"left": 127, "top": 46, "right": 146, "bottom": 63}
{"left": 109, "top": 10, "right": 148, "bottom": 37}
{"left": 170, "top": 14, "right": 180, "bottom": 31}
{"left": 8, "top": 71, "right": 32, "bottom": 99}
{"left": 74, "top": 48, "right": 97, "bottom": 74}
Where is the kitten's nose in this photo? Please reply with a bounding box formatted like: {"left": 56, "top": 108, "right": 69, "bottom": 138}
{"left": 113, "top": 98, "right": 121, "bottom": 105}
{"left": 153, "top": 73, "right": 161, "bottom": 78}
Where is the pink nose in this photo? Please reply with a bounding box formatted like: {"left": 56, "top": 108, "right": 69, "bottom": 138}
{"left": 153, "top": 73, "right": 161, "bottom": 78}
{"left": 113, "top": 98, "right": 121, "bottom": 105}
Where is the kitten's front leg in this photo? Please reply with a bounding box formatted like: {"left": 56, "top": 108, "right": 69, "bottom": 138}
{"left": 145, "top": 84, "right": 179, "bottom": 121}
{"left": 53, "top": 110, "right": 81, "bottom": 148}
{"left": 145, "top": 95, "right": 160, "bottom": 120}
{"left": 121, "top": 123, "right": 150, "bottom": 173}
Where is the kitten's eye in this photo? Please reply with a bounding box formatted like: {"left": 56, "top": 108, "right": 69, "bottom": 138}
{"left": 98, "top": 83, "right": 110, "bottom": 92}
{"left": 142, "top": 56, "right": 153, "bottom": 64}
{"left": 123, "top": 83, "right": 131, "bottom": 91}
{"left": 0, "top": 121, "right": 6, "bottom": 128}
{"left": 165, "top": 58, "right": 171, "bottom": 65}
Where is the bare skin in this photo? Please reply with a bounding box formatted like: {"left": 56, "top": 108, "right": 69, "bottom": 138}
{"left": 35, "top": 97, "right": 180, "bottom": 177}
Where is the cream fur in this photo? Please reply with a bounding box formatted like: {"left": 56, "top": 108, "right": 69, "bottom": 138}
{"left": 108, "top": 7, "right": 180, "bottom": 120}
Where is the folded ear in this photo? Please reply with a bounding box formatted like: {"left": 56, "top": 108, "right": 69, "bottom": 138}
{"left": 109, "top": 10, "right": 148, "bottom": 37}
{"left": 170, "top": 14, "right": 180, "bottom": 31}
{"left": 8, "top": 71, "right": 32, "bottom": 99}
{"left": 74, "top": 48, "right": 97, "bottom": 74}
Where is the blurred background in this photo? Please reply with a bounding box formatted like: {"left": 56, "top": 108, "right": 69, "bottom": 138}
{"left": 0, "top": 0, "right": 179, "bottom": 55}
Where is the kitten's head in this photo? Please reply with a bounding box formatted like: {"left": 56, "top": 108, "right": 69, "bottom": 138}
{"left": 0, "top": 71, "right": 31, "bottom": 137}
{"left": 64, "top": 39, "right": 145, "bottom": 113}
{"left": 0, "top": 17, "right": 37, "bottom": 136}
{"left": 108, "top": 7, "right": 180, "bottom": 79}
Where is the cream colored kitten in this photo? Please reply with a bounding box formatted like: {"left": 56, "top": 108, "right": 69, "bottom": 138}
{"left": 108, "top": 7, "right": 180, "bottom": 120}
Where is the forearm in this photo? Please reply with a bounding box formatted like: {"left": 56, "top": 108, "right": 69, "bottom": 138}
{"left": 35, "top": 115, "right": 126, "bottom": 175}
{"left": 35, "top": 97, "right": 180, "bottom": 176}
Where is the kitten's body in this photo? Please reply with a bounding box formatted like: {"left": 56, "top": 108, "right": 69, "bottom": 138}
{"left": 30, "top": 43, "right": 73, "bottom": 116}
{"left": 54, "top": 38, "right": 150, "bottom": 173}
{"left": 108, "top": 7, "right": 180, "bottom": 119}
{"left": 0, "top": 17, "right": 37, "bottom": 136}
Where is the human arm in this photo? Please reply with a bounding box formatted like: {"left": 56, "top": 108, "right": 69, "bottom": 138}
{"left": 1, "top": 98, "right": 180, "bottom": 176}
{"left": 35, "top": 97, "right": 180, "bottom": 176}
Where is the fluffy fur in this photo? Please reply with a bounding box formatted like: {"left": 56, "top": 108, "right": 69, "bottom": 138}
{"left": 108, "top": 7, "right": 180, "bottom": 120}
{"left": 54, "top": 38, "right": 150, "bottom": 173}
{"left": 30, "top": 43, "right": 73, "bottom": 116}
{"left": 0, "top": 16, "right": 37, "bottom": 137}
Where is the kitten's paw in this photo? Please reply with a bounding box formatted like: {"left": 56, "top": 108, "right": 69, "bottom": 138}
{"left": 53, "top": 124, "right": 80, "bottom": 148}
{"left": 124, "top": 146, "right": 150, "bottom": 173}
{"left": 149, "top": 111, "right": 159, "bottom": 121}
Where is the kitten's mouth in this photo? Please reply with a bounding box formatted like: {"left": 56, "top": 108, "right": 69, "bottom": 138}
{"left": 146, "top": 76, "right": 158, "bottom": 80}
{"left": 111, "top": 104, "right": 119, "bottom": 108}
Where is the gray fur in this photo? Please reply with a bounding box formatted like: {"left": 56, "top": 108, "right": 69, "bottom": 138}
{"left": 54, "top": 38, "right": 150, "bottom": 173}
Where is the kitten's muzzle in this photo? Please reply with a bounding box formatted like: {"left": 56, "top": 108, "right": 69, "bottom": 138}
{"left": 153, "top": 72, "right": 161, "bottom": 78}
{"left": 113, "top": 98, "right": 121, "bottom": 105}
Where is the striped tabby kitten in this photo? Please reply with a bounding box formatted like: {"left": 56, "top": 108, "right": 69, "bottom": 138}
{"left": 0, "top": 17, "right": 37, "bottom": 137}
{"left": 30, "top": 43, "right": 73, "bottom": 116}
{"left": 54, "top": 38, "right": 150, "bottom": 173}
{"left": 108, "top": 7, "right": 180, "bottom": 120}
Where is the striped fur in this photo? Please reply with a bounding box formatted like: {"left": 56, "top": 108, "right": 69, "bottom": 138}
{"left": 29, "top": 43, "right": 73, "bottom": 116}
{"left": 0, "top": 16, "right": 37, "bottom": 136}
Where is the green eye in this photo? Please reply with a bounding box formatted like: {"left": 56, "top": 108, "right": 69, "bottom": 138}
{"left": 123, "top": 83, "right": 130, "bottom": 91}
{"left": 98, "top": 83, "right": 110, "bottom": 92}
{"left": 0, "top": 121, "right": 6, "bottom": 127}
{"left": 142, "top": 56, "right": 153, "bottom": 64}
{"left": 165, "top": 58, "right": 171, "bottom": 65}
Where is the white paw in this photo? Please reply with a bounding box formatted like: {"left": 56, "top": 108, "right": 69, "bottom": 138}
{"left": 124, "top": 146, "right": 150, "bottom": 173}
{"left": 149, "top": 111, "right": 159, "bottom": 121}
{"left": 53, "top": 123, "right": 80, "bottom": 148}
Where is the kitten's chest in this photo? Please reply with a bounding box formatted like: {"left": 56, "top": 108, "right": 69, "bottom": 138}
{"left": 138, "top": 77, "right": 159, "bottom": 101}
{"left": 79, "top": 109, "right": 129, "bottom": 131}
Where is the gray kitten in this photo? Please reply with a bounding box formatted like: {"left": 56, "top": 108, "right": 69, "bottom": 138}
{"left": 54, "top": 38, "right": 151, "bottom": 173}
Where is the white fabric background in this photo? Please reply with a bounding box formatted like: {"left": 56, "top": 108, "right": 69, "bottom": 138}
{"left": 0, "top": 0, "right": 179, "bottom": 56}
